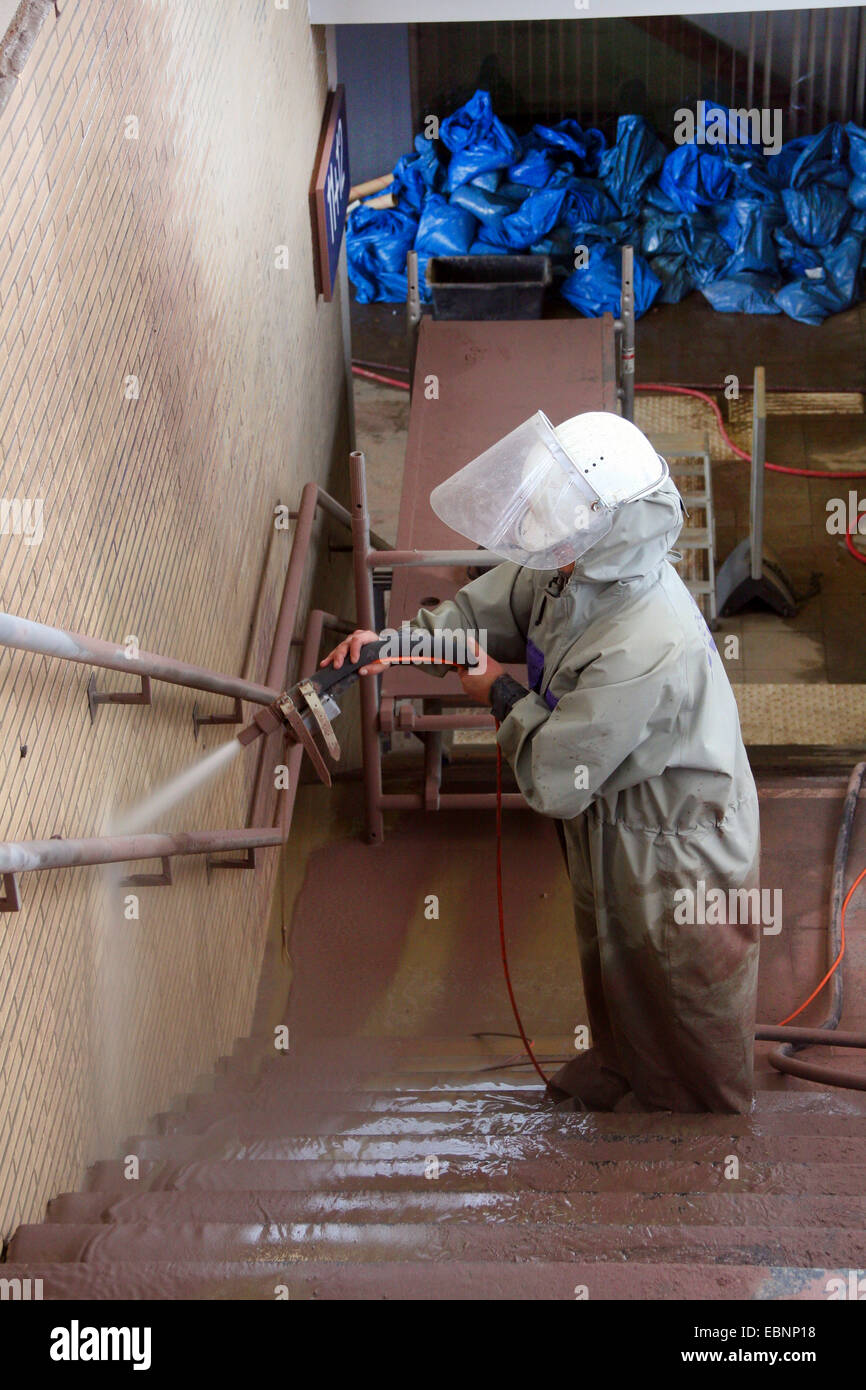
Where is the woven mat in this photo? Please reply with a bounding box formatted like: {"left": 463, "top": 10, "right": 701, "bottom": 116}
{"left": 728, "top": 392, "right": 864, "bottom": 429}
{"left": 635, "top": 392, "right": 742, "bottom": 461}
{"left": 453, "top": 685, "right": 866, "bottom": 750}
{"left": 735, "top": 684, "right": 866, "bottom": 746}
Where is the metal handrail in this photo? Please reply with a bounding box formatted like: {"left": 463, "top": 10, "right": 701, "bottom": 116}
{"left": 0, "top": 484, "right": 362, "bottom": 901}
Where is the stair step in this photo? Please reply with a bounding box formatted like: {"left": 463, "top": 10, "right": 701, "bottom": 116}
{"left": 82, "top": 1157, "right": 866, "bottom": 1195}
{"left": 0, "top": 1260, "right": 839, "bottom": 1301}
{"left": 45, "top": 1188, "right": 866, "bottom": 1228}
{"left": 174, "top": 1086, "right": 864, "bottom": 1126}
{"left": 150, "top": 1102, "right": 866, "bottom": 1142}
{"left": 214, "top": 1061, "right": 546, "bottom": 1091}
{"left": 117, "top": 1127, "right": 866, "bottom": 1166}
{"left": 10, "top": 1219, "right": 866, "bottom": 1266}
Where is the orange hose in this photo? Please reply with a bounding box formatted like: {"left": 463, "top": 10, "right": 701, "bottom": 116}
{"left": 778, "top": 866, "right": 866, "bottom": 1026}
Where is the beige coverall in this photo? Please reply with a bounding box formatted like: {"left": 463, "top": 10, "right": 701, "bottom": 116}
{"left": 413, "top": 476, "right": 761, "bottom": 1113}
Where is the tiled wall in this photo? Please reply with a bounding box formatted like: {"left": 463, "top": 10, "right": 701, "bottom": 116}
{"left": 0, "top": 0, "right": 349, "bottom": 1237}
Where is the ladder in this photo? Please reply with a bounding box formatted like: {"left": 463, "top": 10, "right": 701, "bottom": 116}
{"left": 650, "top": 430, "right": 717, "bottom": 627}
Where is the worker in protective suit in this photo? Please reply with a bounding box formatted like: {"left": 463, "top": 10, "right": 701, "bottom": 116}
{"left": 323, "top": 410, "right": 761, "bottom": 1114}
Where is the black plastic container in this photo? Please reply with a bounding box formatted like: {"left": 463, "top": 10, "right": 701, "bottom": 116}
{"left": 426, "top": 255, "right": 552, "bottom": 320}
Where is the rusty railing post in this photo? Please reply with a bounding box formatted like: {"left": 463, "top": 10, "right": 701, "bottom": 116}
{"left": 350, "top": 450, "right": 384, "bottom": 845}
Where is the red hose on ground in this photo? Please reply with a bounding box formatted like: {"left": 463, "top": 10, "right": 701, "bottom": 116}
{"left": 352, "top": 364, "right": 411, "bottom": 390}
{"left": 845, "top": 526, "right": 866, "bottom": 564}
{"left": 495, "top": 735, "right": 550, "bottom": 1086}
{"left": 351, "top": 365, "right": 866, "bottom": 484}
{"left": 635, "top": 382, "right": 866, "bottom": 480}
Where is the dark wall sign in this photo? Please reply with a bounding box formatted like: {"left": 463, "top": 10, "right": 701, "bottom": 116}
{"left": 311, "top": 85, "right": 350, "bottom": 302}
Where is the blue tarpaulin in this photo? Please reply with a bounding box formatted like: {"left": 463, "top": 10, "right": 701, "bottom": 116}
{"left": 346, "top": 89, "right": 866, "bottom": 324}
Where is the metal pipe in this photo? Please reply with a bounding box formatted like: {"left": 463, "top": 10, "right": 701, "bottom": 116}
{"left": 756, "top": 1025, "right": 866, "bottom": 1049}
{"left": 0, "top": 612, "right": 279, "bottom": 706}
{"left": 746, "top": 11, "right": 756, "bottom": 108}
{"left": 620, "top": 245, "right": 635, "bottom": 423}
{"left": 314, "top": 487, "right": 392, "bottom": 553}
{"left": 266, "top": 482, "right": 318, "bottom": 690}
{"left": 749, "top": 367, "right": 766, "bottom": 583}
{"left": 764, "top": 1051, "right": 866, "bottom": 1091}
{"left": 245, "top": 481, "right": 324, "bottom": 841}
{"left": 0, "top": 828, "right": 284, "bottom": 875}
{"left": 350, "top": 451, "right": 385, "bottom": 845}
{"left": 423, "top": 731, "right": 443, "bottom": 811}
{"left": 367, "top": 550, "right": 504, "bottom": 568}
{"left": 380, "top": 792, "right": 525, "bottom": 811}
{"left": 384, "top": 708, "right": 496, "bottom": 733}
{"left": 277, "top": 608, "right": 327, "bottom": 839}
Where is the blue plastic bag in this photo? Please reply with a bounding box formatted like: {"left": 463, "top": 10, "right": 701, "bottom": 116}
{"left": 648, "top": 253, "right": 694, "bottom": 303}
{"left": 675, "top": 214, "right": 731, "bottom": 286}
{"left": 532, "top": 118, "right": 606, "bottom": 175}
{"left": 721, "top": 147, "right": 786, "bottom": 202}
{"left": 774, "top": 223, "right": 823, "bottom": 278}
{"left": 846, "top": 122, "right": 866, "bottom": 176}
{"left": 598, "top": 115, "right": 666, "bottom": 215}
{"left": 641, "top": 210, "right": 683, "bottom": 257}
{"left": 415, "top": 193, "right": 478, "bottom": 259}
{"left": 507, "top": 147, "right": 559, "bottom": 189}
{"left": 560, "top": 178, "right": 620, "bottom": 228}
{"left": 848, "top": 176, "right": 866, "bottom": 211}
{"left": 390, "top": 135, "right": 443, "bottom": 213}
{"left": 658, "top": 145, "right": 733, "bottom": 214}
{"left": 701, "top": 273, "right": 781, "bottom": 314}
{"left": 477, "top": 187, "right": 568, "bottom": 251}
{"left": 560, "top": 243, "right": 661, "bottom": 317}
{"left": 716, "top": 199, "right": 784, "bottom": 276}
{"left": 449, "top": 183, "right": 515, "bottom": 224}
{"left": 782, "top": 185, "right": 850, "bottom": 248}
{"left": 825, "top": 232, "right": 864, "bottom": 299}
{"left": 530, "top": 226, "right": 579, "bottom": 259}
{"left": 347, "top": 205, "right": 420, "bottom": 304}
{"left": 773, "top": 236, "right": 862, "bottom": 325}
{"left": 440, "top": 90, "right": 521, "bottom": 192}
{"left": 789, "top": 123, "right": 849, "bottom": 188}
{"left": 471, "top": 169, "right": 502, "bottom": 192}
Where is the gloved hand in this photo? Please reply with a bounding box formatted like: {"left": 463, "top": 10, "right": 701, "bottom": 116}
{"left": 457, "top": 633, "right": 504, "bottom": 706}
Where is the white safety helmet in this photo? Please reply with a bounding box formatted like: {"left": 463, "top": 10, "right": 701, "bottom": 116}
{"left": 429, "top": 410, "right": 669, "bottom": 570}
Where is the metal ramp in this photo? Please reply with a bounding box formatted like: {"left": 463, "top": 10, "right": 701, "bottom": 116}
{"left": 651, "top": 430, "right": 717, "bottom": 626}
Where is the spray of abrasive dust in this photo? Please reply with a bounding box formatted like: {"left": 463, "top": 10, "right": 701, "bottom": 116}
{"left": 110, "top": 738, "right": 242, "bottom": 835}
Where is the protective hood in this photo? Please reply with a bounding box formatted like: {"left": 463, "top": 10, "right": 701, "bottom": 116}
{"left": 429, "top": 410, "right": 668, "bottom": 571}
{"left": 570, "top": 474, "right": 685, "bottom": 583}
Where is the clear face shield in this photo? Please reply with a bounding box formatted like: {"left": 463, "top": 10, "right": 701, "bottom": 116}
{"left": 430, "top": 411, "right": 666, "bottom": 571}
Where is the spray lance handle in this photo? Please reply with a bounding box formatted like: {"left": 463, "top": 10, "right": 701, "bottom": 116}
{"left": 236, "top": 635, "right": 481, "bottom": 783}
{"left": 235, "top": 639, "right": 392, "bottom": 788}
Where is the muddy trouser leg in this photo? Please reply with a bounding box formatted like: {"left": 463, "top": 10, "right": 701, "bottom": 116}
{"left": 589, "top": 802, "right": 762, "bottom": 1114}
{"left": 547, "top": 815, "right": 631, "bottom": 1109}
{"left": 554, "top": 818, "right": 569, "bottom": 870}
